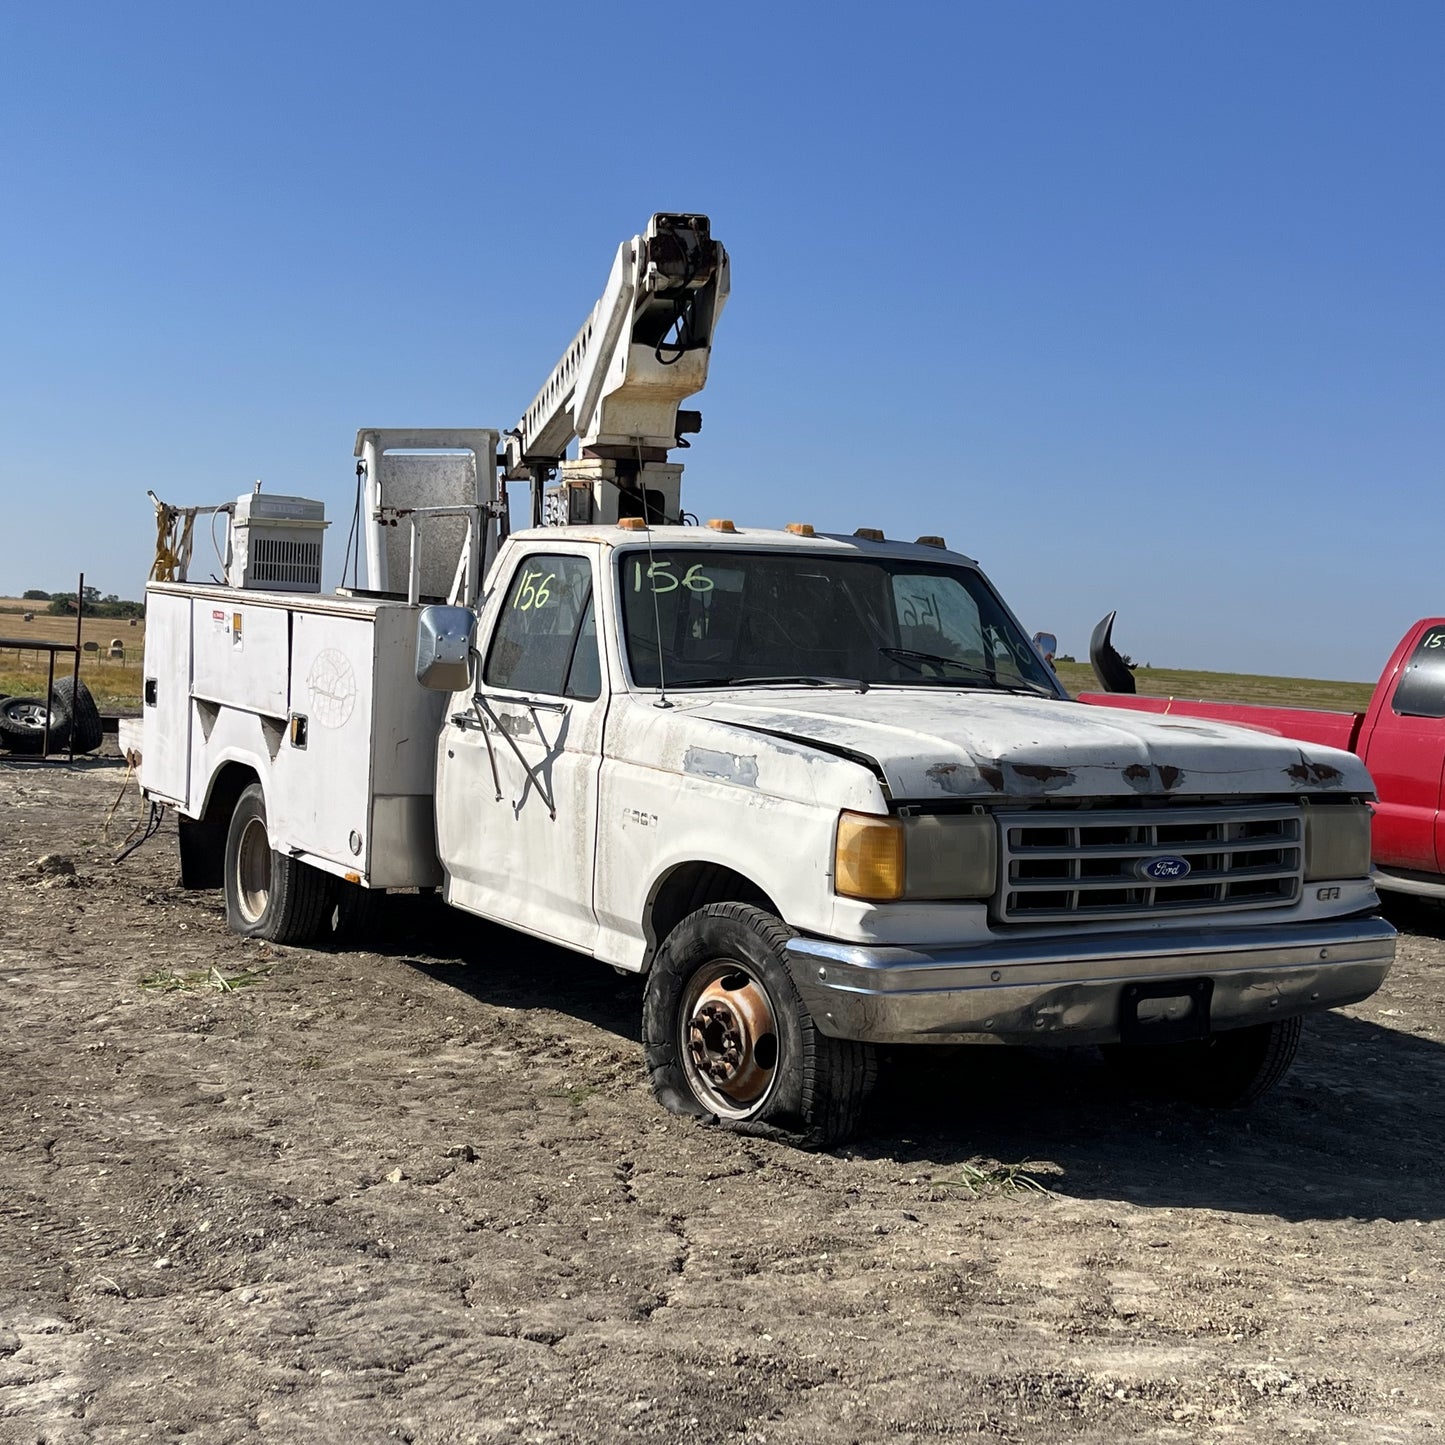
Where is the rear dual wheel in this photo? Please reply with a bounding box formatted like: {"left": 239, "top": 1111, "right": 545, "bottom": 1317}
{"left": 223, "top": 783, "right": 333, "bottom": 944}
{"left": 643, "top": 903, "right": 876, "bottom": 1149}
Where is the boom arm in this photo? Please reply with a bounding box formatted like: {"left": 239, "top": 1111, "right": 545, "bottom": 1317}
{"left": 502, "top": 214, "right": 729, "bottom": 492}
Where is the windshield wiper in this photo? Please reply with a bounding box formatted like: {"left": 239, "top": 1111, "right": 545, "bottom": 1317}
{"left": 878, "top": 646, "right": 1054, "bottom": 697}
{"left": 880, "top": 645, "right": 996, "bottom": 681}
{"left": 679, "top": 674, "right": 869, "bottom": 692}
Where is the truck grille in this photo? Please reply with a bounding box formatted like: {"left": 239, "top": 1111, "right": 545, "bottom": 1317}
{"left": 995, "top": 804, "right": 1303, "bottom": 923}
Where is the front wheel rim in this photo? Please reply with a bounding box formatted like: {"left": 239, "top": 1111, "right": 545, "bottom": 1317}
{"left": 679, "top": 959, "right": 781, "bottom": 1119}
{"left": 235, "top": 816, "right": 272, "bottom": 923}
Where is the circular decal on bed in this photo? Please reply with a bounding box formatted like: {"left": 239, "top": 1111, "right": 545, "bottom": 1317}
{"left": 307, "top": 649, "right": 357, "bottom": 729}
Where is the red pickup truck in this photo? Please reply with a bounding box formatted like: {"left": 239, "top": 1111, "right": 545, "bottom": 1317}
{"left": 1083, "top": 617, "right": 1445, "bottom": 899}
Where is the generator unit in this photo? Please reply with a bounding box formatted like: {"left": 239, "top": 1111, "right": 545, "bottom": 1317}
{"left": 227, "top": 488, "right": 329, "bottom": 592}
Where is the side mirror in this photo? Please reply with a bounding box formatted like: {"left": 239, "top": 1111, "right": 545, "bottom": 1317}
{"left": 416, "top": 605, "right": 475, "bottom": 692}
{"left": 1032, "top": 631, "right": 1058, "bottom": 661}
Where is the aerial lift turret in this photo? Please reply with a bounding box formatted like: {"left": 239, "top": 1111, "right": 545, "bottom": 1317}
{"left": 501, "top": 211, "right": 730, "bottom": 530}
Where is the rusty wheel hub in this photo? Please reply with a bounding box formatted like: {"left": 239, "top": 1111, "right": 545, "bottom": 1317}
{"left": 684, "top": 970, "right": 779, "bottom": 1111}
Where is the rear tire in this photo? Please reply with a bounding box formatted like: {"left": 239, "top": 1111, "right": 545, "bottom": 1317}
{"left": 222, "top": 783, "right": 333, "bottom": 944}
{"left": 1103, "top": 1016, "right": 1303, "bottom": 1107}
{"left": 642, "top": 902, "right": 876, "bottom": 1149}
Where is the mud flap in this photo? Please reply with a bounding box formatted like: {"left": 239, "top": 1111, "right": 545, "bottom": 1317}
{"left": 178, "top": 812, "right": 227, "bottom": 889}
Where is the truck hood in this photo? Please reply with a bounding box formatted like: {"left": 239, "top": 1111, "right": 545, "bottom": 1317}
{"left": 685, "top": 689, "right": 1373, "bottom": 801}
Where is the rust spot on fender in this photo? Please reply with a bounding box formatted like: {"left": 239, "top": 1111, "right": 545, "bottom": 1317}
{"left": 1157, "top": 765, "right": 1183, "bottom": 791}
{"left": 977, "top": 764, "right": 1005, "bottom": 792}
{"left": 684, "top": 746, "right": 759, "bottom": 787}
{"left": 1123, "top": 764, "right": 1151, "bottom": 782}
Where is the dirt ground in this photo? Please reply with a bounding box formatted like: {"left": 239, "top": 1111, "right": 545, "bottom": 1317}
{"left": 2, "top": 757, "right": 1442, "bottom": 1444}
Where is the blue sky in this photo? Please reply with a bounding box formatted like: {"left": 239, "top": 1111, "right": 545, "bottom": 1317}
{"left": 1, "top": 2, "right": 1439, "bottom": 680}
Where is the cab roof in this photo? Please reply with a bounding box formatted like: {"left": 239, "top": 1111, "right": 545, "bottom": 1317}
{"left": 506, "top": 524, "right": 979, "bottom": 567}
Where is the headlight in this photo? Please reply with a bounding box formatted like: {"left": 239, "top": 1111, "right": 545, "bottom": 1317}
{"left": 835, "top": 810, "right": 997, "bottom": 902}
{"left": 1303, "top": 801, "right": 1373, "bottom": 882}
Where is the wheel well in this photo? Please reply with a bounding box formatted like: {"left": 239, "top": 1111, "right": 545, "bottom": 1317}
{"left": 177, "top": 762, "right": 258, "bottom": 889}
{"left": 647, "top": 862, "right": 779, "bottom": 958}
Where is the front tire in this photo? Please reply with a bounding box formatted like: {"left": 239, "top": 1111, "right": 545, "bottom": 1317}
{"left": 642, "top": 903, "right": 876, "bottom": 1149}
{"left": 1103, "top": 1016, "right": 1303, "bottom": 1107}
{"left": 223, "top": 783, "right": 333, "bottom": 944}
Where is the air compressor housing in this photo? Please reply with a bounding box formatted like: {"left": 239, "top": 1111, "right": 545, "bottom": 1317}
{"left": 227, "top": 491, "right": 328, "bottom": 592}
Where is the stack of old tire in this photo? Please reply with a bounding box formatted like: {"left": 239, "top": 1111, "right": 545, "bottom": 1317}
{"left": 0, "top": 677, "right": 104, "bottom": 755}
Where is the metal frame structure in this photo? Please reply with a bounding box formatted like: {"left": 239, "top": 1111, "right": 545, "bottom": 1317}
{"left": 0, "top": 572, "right": 85, "bottom": 763}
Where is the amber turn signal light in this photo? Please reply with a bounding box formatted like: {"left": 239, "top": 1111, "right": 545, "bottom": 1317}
{"left": 834, "top": 812, "right": 906, "bottom": 901}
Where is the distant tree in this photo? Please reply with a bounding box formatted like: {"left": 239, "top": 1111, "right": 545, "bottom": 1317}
{"left": 21, "top": 589, "right": 50, "bottom": 601}
{"left": 47, "top": 591, "right": 143, "bottom": 618}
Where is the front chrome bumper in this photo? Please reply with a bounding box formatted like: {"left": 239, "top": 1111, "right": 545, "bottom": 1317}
{"left": 786, "top": 915, "right": 1396, "bottom": 1045}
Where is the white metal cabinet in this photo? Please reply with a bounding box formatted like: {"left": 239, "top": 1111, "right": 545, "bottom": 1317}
{"left": 140, "top": 590, "right": 193, "bottom": 805}
{"left": 279, "top": 609, "right": 377, "bottom": 870}
{"left": 192, "top": 599, "right": 290, "bottom": 717}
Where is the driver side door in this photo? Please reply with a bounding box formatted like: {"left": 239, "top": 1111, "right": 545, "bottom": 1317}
{"left": 437, "top": 550, "right": 608, "bottom": 948}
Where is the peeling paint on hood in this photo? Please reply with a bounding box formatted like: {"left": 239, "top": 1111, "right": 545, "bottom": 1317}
{"left": 687, "top": 689, "right": 1375, "bottom": 801}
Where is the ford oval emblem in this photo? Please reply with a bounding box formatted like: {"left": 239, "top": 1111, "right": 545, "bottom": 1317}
{"left": 1138, "top": 855, "right": 1191, "bottom": 882}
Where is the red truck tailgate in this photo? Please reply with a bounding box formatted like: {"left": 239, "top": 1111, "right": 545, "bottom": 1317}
{"left": 1078, "top": 693, "right": 1364, "bottom": 753}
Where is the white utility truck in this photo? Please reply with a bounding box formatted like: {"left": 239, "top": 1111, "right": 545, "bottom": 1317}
{"left": 141, "top": 213, "right": 1395, "bottom": 1147}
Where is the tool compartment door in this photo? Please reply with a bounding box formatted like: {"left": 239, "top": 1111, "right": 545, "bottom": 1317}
{"left": 140, "top": 589, "right": 193, "bottom": 806}
{"left": 280, "top": 609, "right": 377, "bottom": 871}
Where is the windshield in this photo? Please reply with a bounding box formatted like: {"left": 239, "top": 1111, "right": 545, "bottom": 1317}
{"left": 617, "top": 549, "right": 1057, "bottom": 694}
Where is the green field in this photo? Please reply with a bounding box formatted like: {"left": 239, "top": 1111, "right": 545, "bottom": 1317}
{"left": 0, "top": 601, "right": 144, "bottom": 713}
{"left": 1053, "top": 660, "right": 1375, "bottom": 714}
